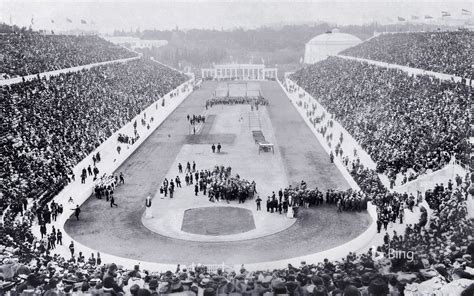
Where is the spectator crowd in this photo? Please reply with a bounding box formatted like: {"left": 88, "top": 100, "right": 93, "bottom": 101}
{"left": 2, "top": 58, "right": 188, "bottom": 254}
{"left": 290, "top": 57, "right": 470, "bottom": 182}
{"left": 1, "top": 33, "right": 136, "bottom": 78}
{"left": 341, "top": 31, "right": 474, "bottom": 79}
{"left": 0, "top": 173, "right": 472, "bottom": 295}
{"left": 0, "top": 29, "right": 473, "bottom": 296}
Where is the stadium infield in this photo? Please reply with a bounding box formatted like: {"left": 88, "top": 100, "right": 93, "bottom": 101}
{"left": 64, "top": 81, "right": 371, "bottom": 265}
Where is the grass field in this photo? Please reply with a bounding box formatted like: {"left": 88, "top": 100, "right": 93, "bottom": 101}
{"left": 64, "top": 81, "right": 370, "bottom": 264}
{"left": 182, "top": 207, "right": 255, "bottom": 236}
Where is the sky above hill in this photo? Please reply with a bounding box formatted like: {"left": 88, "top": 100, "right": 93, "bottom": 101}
{"left": 1, "top": 0, "right": 472, "bottom": 33}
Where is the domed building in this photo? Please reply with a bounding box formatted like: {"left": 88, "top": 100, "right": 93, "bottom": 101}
{"left": 304, "top": 29, "right": 362, "bottom": 64}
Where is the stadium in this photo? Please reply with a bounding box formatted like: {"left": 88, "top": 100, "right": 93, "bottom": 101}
{"left": 1, "top": 1, "right": 473, "bottom": 295}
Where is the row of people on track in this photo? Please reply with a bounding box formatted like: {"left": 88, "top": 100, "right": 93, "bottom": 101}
{"left": 205, "top": 96, "right": 269, "bottom": 109}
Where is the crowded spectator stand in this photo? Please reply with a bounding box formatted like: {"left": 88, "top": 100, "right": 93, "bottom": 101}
{"left": 2, "top": 58, "right": 189, "bottom": 222}
{"left": 282, "top": 75, "right": 468, "bottom": 236}
{"left": 340, "top": 31, "right": 474, "bottom": 80}
{"left": 1, "top": 95, "right": 472, "bottom": 295}
{"left": 1, "top": 54, "right": 195, "bottom": 290}
{"left": 1, "top": 27, "right": 473, "bottom": 294}
{"left": 287, "top": 57, "right": 470, "bottom": 188}
{"left": 0, "top": 33, "right": 137, "bottom": 80}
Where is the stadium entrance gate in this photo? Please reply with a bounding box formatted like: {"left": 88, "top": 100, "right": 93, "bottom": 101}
{"left": 202, "top": 64, "right": 277, "bottom": 80}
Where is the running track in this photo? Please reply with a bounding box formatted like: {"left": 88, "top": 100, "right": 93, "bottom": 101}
{"left": 65, "top": 81, "right": 370, "bottom": 264}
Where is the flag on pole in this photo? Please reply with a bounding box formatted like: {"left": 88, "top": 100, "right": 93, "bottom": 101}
{"left": 424, "top": 15, "right": 433, "bottom": 19}
{"left": 441, "top": 11, "right": 450, "bottom": 17}
{"left": 66, "top": 18, "right": 72, "bottom": 23}
{"left": 462, "top": 9, "right": 472, "bottom": 15}
{"left": 397, "top": 17, "right": 406, "bottom": 21}
{"left": 81, "top": 19, "right": 87, "bottom": 24}
{"left": 411, "top": 15, "right": 419, "bottom": 20}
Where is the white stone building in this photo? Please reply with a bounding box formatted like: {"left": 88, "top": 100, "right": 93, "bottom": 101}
{"left": 304, "top": 29, "right": 362, "bottom": 64}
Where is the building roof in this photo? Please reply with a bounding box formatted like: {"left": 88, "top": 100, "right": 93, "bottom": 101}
{"left": 306, "top": 30, "right": 362, "bottom": 46}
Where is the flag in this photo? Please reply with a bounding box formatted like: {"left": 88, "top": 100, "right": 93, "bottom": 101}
{"left": 51, "top": 19, "right": 55, "bottom": 23}
{"left": 397, "top": 17, "right": 406, "bottom": 21}
{"left": 66, "top": 18, "right": 72, "bottom": 23}
{"left": 425, "top": 15, "right": 433, "bottom": 19}
{"left": 411, "top": 15, "right": 419, "bottom": 20}
{"left": 462, "top": 9, "right": 472, "bottom": 15}
{"left": 81, "top": 19, "right": 87, "bottom": 24}
{"left": 441, "top": 11, "right": 450, "bottom": 17}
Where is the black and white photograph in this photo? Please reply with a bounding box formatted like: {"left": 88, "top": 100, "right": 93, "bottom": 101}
{"left": 0, "top": 0, "right": 473, "bottom": 295}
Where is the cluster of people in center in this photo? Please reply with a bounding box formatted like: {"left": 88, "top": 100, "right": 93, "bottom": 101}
{"left": 162, "top": 164, "right": 259, "bottom": 204}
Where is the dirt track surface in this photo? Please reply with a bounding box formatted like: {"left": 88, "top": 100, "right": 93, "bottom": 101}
{"left": 65, "top": 81, "right": 369, "bottom": 265}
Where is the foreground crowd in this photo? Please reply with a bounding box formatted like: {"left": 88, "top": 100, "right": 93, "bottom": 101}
{"left": 1, "top": 33, "right": 136, "bottom": 79}
{"left": 0, "top": 172, "right": 472, "bottom": 295}
{"left": 341, "top": 31, "right": 474, "bottom": 79}
{"left": 290, "top": 57, "right": 470, "bottom": 183}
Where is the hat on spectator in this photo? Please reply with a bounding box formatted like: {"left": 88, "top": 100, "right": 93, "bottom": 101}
{"left": 89, "top": 278, "right": 100, "bottom": 287}
{"left": 321, "top": 274, "right": 331, "bottom": 285}
{"left": 164, "top": 270, "right": 173, "bottom": 279}
{"left": 171, "top": 276, "right": 182, "bottom": 292}
{"left": 271, "top": 278, "right": 286, "bottom": 294}
{"left": 81, "top": 281, "right": 90, "bottom": 292}
{"left": 137, "top": 288, "right": 151, "bottom": 296}
{"left": 108, "top": 263, "right": 117, "bottom": 271}
{"left": 368, "top": 278, "right": 388, "bottom": 295}
{"left": 285, "top": 280, "right": 299, "bottom": 292}
{"left": 129, "top": 284, "right": 140, "bottom": 295}
{"left": 311, "top": 275, "right": 323, "bottom": 285}
{"left": 148, "top": 279, "right": 158, "bottom": 289}
{"left": 343, "top": 285, "right": 361, "bottom": 296}
{"left": 312, "top": 285, "right": 327, "bottom": 296}
{"left": 200, "top": 278, "right": 211, "bottom": 287}
{"left": 203, "top": 287, "right": 216, "bottom": 296}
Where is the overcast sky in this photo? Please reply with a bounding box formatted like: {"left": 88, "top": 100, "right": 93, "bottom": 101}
{"left": 1, "top": 0, "right": 472, "bottom": 33}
